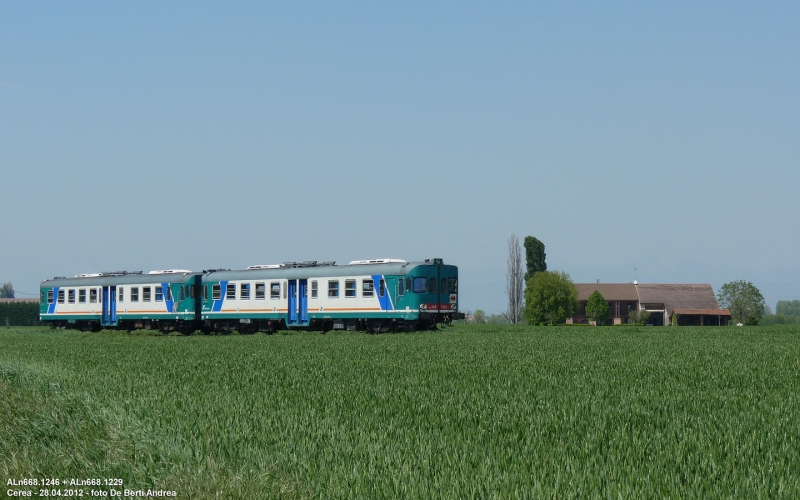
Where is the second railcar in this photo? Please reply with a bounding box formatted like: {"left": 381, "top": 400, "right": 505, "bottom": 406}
{"left": 200, "top": 258, "right": 461, "bottom": 333}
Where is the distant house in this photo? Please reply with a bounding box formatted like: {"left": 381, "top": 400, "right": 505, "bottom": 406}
{"left": 573, "top": 283, "right": 732, "bottom": 326}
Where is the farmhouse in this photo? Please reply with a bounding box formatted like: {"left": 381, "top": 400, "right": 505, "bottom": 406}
{"left": 572, "top": 283, "right": 732, "bottom": 326}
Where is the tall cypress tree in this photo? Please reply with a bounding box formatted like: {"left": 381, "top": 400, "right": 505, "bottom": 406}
{"left": 523, "top": 236, "right": 546, "bottom": 282}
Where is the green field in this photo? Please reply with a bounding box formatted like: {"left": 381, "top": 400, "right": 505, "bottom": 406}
{"left": 2, "top": 326, "right": 799, "bottom": 498}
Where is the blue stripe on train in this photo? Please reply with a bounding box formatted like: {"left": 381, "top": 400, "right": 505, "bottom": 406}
{"left": 163, "top": 282, "right": 174, "bottom": 313}
{"left": 48, "top": 287, "right": 59, "bottom": 314}
{"left": 372, "top": 275, "right": 393, "bottom": 311}
{"left": 212, "top": 281, "right": 228, "bottom": 312}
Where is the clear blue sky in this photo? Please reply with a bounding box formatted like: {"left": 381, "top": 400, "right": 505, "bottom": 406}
{"left": 2, "top": 2, "right": 799, "bottom": 313}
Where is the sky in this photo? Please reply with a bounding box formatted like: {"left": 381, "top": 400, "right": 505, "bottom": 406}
{"left": 2, "top": 2, "right": 799, "bottom": 314}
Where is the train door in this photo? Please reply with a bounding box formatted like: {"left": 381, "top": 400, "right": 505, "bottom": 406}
{"left": 286, "top": 279, "right": 309, "bottom": 326}
{"left": 298, "top": 279, "right": 308, "bottom": 325}
{"left": 101, "top": 285, "right": 117, "bottom": 326}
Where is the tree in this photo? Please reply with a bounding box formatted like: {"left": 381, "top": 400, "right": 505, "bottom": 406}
{"left": 473, "top": 309, "right": 486, "bottom": 324}
{"left": 505, "top": 234, "right": 524, "bottom": 325}
{"left": 776, "top": 300, "right": 800, "bottom": 317}
{"left": 585, "top": 290, "right": 609, "bottom": 326}
{"left": 628, "top": 308, "right": 651, "bottom": 325}
{"left": 523, "top": 236, "right": 546, "bottom": 282}
{"left": 523, "top": 270, "right": 578, "bottom": 325}
{"left": 0, "top": 282, "right": 14, "bottom": 299}
{"left": 717, "top": 280, "right": 765, "bottom": 326}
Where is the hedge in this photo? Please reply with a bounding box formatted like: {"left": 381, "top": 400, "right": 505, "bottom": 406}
{"left": 0, "top": 302, "right": 42, "bottom": 326}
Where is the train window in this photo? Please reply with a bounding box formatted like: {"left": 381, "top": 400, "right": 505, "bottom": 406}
{"left": 406, "top": 278, "right": 412, "bottom": 293}
{"left": 131, "top": 287, "right": 139, "bottom": 302}
{"left": 58, "top": 289, "right": 65, "bottom": 303}
{"left": 47, "top": 290, "right": 54, "bottom": 304}
{"left": 143, "top": 287, "right": 151, "bottom": 302}
{"left": 226, "top": 284, "right": 236, "bottom": 299}
{"left": 204, "top": 285, "right": 209, "bottom": 300}
{"left": 448, "top": 278, "right": 458, "bottom": 294}
{"left": 90, "top": 288, "right": 98, "bottom": 303}
{"left": 344, "top": 280, "right": 356, "bottom": 298}
{"left": 40, "top": 290, "right": 44, "bottom": 304}
{"left": 179, "top": 286, "right": 184, "bottom": 301}
{"left": 68, "top": 289, "right": 75, "bottom": 304}
{"left": 441, "top": 278, "right": 447, "bottom": 294}
{"left": 270, "top": 282, "right": 280, "bottom": 299}
{"left": 413, "top": 277, "right": 427, "bottom": 293}
{"left": 241, "top": 283, "right": 250, "bottom": 300}
{"left": 255, "top": 282, "right": 265, "bottom": 300}
{"left": 212, "top": 285, "right": 221, "bottom": 301}
{"left": 311, "top": 281, "right": 318, "bottom": 299}
{"left": 79, "top": 289, "right": 86, "bottom": 303}
{"left": 379, "top": 279, "right": 385, "bottom": 297}
{"left": 362, "top": 279, "right": 374, "bottom": 297}
{"left": 155, "top": 286, "right": 164, "bottom": 302}
{"left": 398, "top": 278, "right": 404, "bottom": 296}
{"left": 191, "top": 285, "right": 196, "bottom": 298}
{"left": 429, "top": 278, "right": 436, "bottom": 294}
{"left": 118, "top": 288, "right": 124, "bottom": 303}
{"left": 328, "top": 280, "right": 339, "bottom": 298}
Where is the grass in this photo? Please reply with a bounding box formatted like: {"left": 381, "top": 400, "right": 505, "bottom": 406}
{"left": 1, "top": 325, "right": 799, "bottom": 498}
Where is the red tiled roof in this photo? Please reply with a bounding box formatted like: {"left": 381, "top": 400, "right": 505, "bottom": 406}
{"left": 636, "top": 284, "right": 719, "bottom": 317}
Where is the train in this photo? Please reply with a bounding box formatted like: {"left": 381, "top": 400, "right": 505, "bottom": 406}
{"left": 39, "top": 258, "right": 463, "bottom": 333}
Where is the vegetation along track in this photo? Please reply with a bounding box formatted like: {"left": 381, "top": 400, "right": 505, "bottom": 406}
{"left": 2, "top": 325, "right": 799, "bottom": 498}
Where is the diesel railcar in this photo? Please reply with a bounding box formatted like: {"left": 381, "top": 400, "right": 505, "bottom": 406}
{"left": 39, "top": 258, "right": 463, "bottom": 333}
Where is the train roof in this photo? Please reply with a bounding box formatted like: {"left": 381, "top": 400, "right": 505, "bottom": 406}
{"left": 206, "top": 260, "right": 445, "bottom": 281}
{"left": 41, "top": 271, "right": 200, "bottom": 287}
{"left": 40, "top": 260, "right": 455, "bottom": 287}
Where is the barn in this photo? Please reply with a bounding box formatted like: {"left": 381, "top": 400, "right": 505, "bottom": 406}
{"left": 572, "top": 283, "right": 732, "bottom": 326}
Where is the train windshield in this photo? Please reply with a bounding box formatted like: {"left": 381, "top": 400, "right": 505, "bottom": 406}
{"left": 413, "top": 277, "right": 427, "bottom": 293}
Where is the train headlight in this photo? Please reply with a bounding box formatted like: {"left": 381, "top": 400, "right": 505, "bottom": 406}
{"left": 420, "top": 304, "right": 426, "bottom": 310}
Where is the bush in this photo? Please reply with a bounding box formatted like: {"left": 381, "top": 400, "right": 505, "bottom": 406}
{"left": 628, "top": 309, "right": 651, "bottom": 325}
{"left": 0, "top": 302, "right": 41, "bottom": 326}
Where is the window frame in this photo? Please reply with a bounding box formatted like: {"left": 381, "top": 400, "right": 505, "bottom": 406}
{"left": 47, "top": 290, "right": 54, "bottom": 304}
{"left": 212, "top": 284, "right": 221, "bottom": 301}
{"left": 311, "top": 280, "right": 318, "bottom": 299}
{"left": 58, "top": 289, "right": 65, "bottom": 303}
{"left": 155, "top": 286, "right": 164, "bottom": 302}
{"left": 142, "top": 286, "right": 151, "bottom": 302}
{"left": 270, "top": 282, "right": 280, "bottom": 300}
{"left": 429, "top": 277, "right": 436, "bottom": 294}
{"left": 413, "top": 277, "right": 427, "bottom": 293}
{"left": 379, "top": 279, "right": 385, "bottom": 297}
{"left": 255, "top": 282, "right": 265, "bottom": 300}
{"left": 362, "top": 279, "right": 374, "bottom": 297}
{"left": 79, "top": 289, "right": 86, "bottom": 303}
{"left": 68, "top": 289, "right": 75, "bottom": 304}
{"left": 448, "top": 278, "right": 458, "bottom": 294}
{"left": 118, "top": 287, "right": 124, "bottom": 303}
{"left": 240, "top": 283, "right": 250, "bottom": 300}
{"left": 89, "top": 288, "right": 98, "bottom": 303}
{"left": 131, "top": 287, "right": 139, "bottom": 302}
{"left": 398, "top": 278, "right": 404, "bottom": 296}
{"left": 226, "top": 283, "right": 236, "bottom": 300}
{"left": 345, "top": 279, "right": 357, "bottom": 298}
{"left": 328, "top": 280, "right": 339, "bottom": 298}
